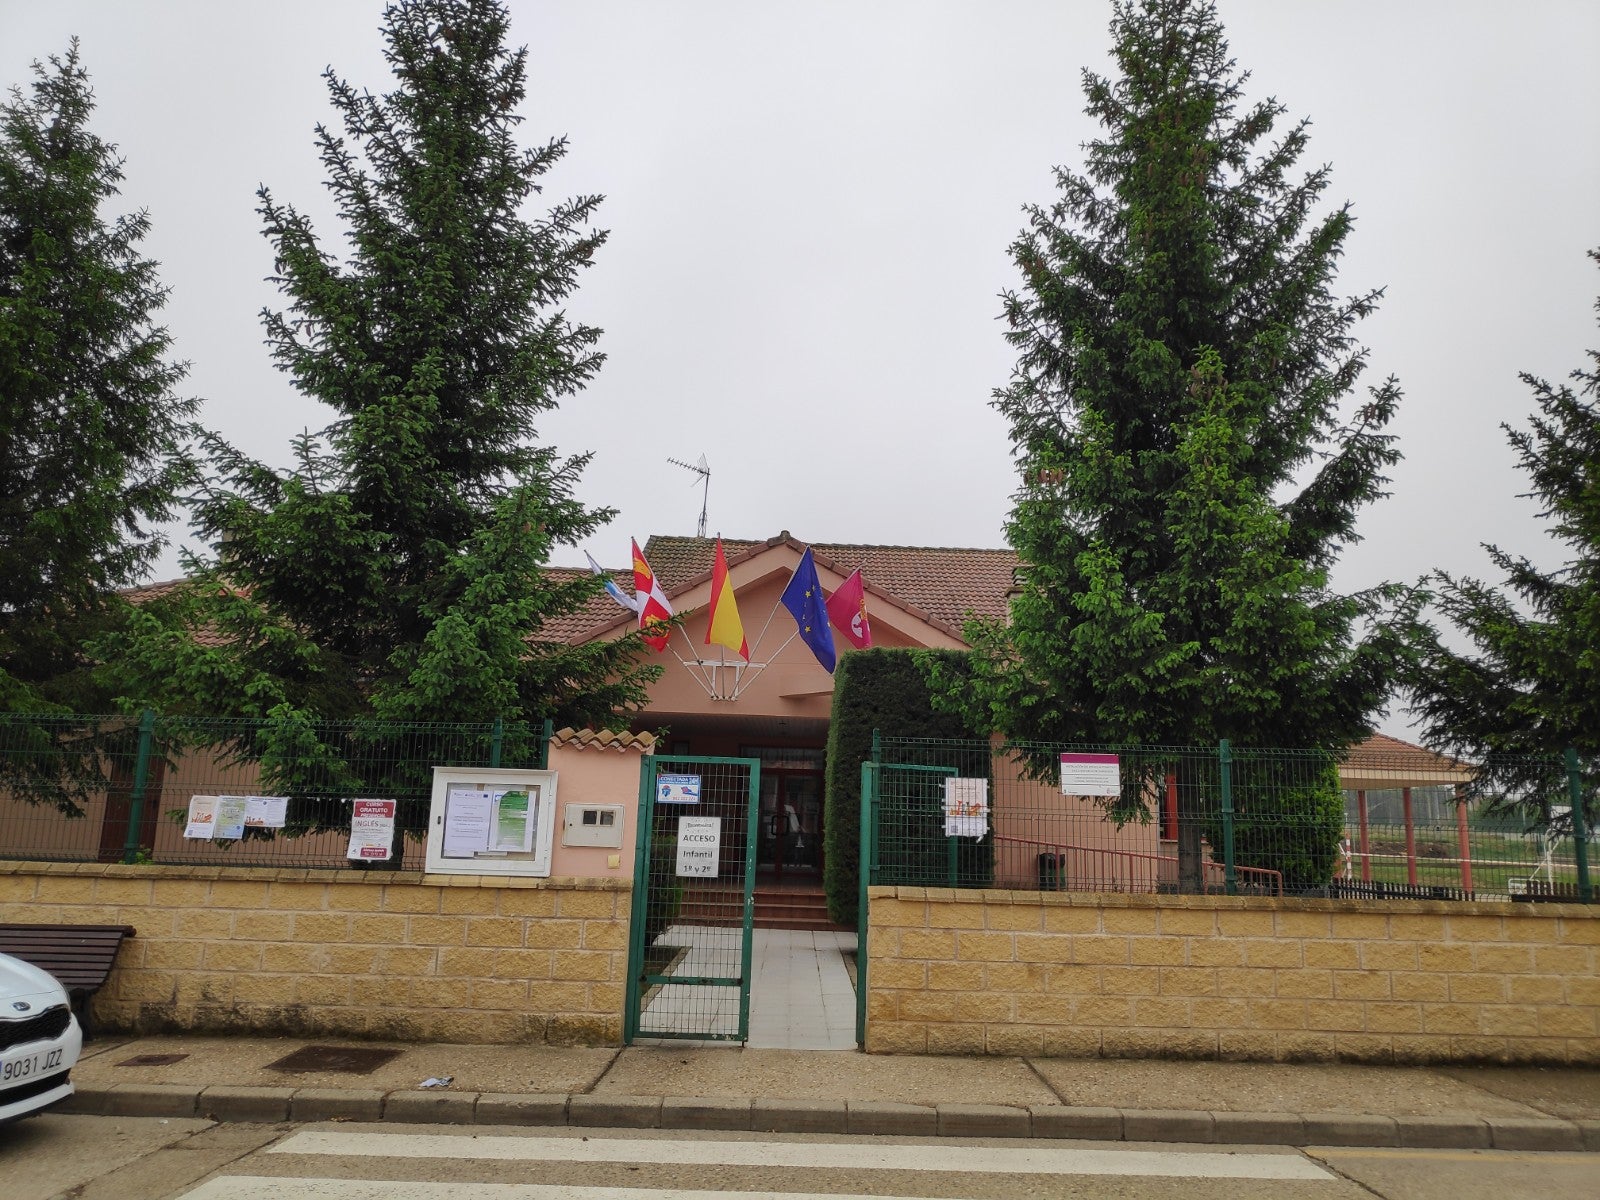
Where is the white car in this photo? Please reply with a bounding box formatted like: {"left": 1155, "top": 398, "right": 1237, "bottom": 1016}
{"left": 0, "top": 952, "right": 81, "bottom": 1123}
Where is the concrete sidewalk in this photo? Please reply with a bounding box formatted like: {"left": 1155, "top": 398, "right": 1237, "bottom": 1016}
{"left": 63, "top": 1033, "right": 1600, "bottom": 1152}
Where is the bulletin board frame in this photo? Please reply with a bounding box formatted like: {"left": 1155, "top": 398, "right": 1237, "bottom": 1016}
{"left": 424, "top": 766, "right": 559, "bottom": 876}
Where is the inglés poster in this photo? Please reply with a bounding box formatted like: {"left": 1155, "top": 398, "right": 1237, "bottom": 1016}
{"left": 347, "top": 798, "right": 397, "bottom": 861}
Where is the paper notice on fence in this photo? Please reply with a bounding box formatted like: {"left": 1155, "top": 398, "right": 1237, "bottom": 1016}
{"left": 346, "top": 798, "right": 397, "bottom": 861}
{"left": 244, "top": 795, "right": 289, "bottom": 829}
{"left": 1059, "top": 752, "right": 1121, "bottom": 796}
{"left": 490, "top": 786, "right": 537, "bottom": 853}
{"left": 676, "top": 815, "right": 721, "bottom": 877}
{"left": 184, "top": 795, "right": 219, "bottom": 839}
{"left": 442, "top": 787, "right": 493, "bottom": 857}
{"left": 213, "top": 794, "right": 249, "bottom": 840}
{"left": 943, "top": 777, "right": 989, "bottom": 839}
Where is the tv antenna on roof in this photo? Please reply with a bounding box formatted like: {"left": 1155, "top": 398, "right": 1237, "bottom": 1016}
{"left": 667, "top": 454, "right": 711, "bottom": 538}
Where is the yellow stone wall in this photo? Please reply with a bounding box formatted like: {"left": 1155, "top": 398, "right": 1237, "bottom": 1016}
{"left": 0, "top": 861, "right": 632, "bottom": 1045}
{"left": 867, "top": 886, "right": 1600, "bottom": 1064}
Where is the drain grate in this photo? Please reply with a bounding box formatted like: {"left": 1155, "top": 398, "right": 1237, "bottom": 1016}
{"left": 116, "top": 1053, "right": 190, "bottom": 1067}
{"left": 265, "top": 1044, "right": 403, "bottom": 1075}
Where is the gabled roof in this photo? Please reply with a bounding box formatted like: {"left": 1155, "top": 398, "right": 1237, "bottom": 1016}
{"left": 646, "top": 532, "right": 1016, "bottom": 629}
{"left": 556, "top": 532, "right": 1018, "bottom": 646}
{"left": 1342, "top": 732, "right": 1474, "bottom": 789}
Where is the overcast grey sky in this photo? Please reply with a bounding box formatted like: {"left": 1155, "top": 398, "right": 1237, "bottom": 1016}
{"left": 4, "top": 1, "right": 1598, "bottom": 732}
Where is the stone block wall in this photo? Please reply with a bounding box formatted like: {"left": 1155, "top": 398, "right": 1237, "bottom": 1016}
{"left": 0, "top": 862, "right": 631, "bottom": 1044}
{"left": 866, "top": 886, "right": 1599, "bottom": 1064}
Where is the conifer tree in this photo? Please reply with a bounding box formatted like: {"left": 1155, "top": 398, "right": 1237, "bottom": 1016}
{"left": 932, "top": 0, "right": 1414, "bottom": 888}
{"left": 107, "top": 1, "right": 654, "bottom": 830}
{"left": 0, "top": 43, "right": 192, "bottom": 747}
{"left": 1410, "top": 249, "right": 1600, "bottom": 824}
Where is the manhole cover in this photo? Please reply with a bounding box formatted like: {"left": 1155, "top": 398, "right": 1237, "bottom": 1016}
{"left": 266, "top": 1044, "right": 403, "bottom": 1075}
{"left": 116, "top": 1053, "right": 189, "bottom": 1067}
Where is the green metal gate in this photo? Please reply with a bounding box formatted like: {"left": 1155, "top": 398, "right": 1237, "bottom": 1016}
{"left": 855, "top": 759, "right": 958, "bottom": 1046}
{"left": 625, "top": 754, "right": 759, "bottom": 1043}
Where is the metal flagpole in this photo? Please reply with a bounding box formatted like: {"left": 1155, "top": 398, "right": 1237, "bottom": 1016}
{"left": 746, "top": 590, "right": 787, "bottom": 661}
{"left": 729, "top": 629, "right": 797, "bottom": 697}
{"left": 670, "top": 625, "right": 718, "bottom": 694}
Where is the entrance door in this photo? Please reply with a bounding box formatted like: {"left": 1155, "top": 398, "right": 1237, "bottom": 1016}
{"left": 757, "top": 771, "right": 824, "bottom": 877}
{"left": 626, "top": 754, "right": 759, "bottom": 1043}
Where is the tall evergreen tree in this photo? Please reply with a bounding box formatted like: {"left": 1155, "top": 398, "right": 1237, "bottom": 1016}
{"left": 0, "top": 43, "right": 192, "bottom": 719}
{"left": 930, "top": 0, "right": 1414, "bottom": 888}
{"left": 106, "top": 1, "right": 654, "bottom": 814}
{"left": 1410, "top": 249, "right": 1600, "bottom": 824}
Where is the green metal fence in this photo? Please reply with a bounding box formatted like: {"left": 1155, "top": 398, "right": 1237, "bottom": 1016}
{"left": 0, "top": 711, "right": 552, "bottom": 869}
{"left": 866, "top": 736, "right": 1595, "bottom": 905}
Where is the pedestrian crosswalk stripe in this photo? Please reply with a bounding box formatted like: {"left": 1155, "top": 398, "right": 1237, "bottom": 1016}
{"left": 185, "top": 1178, "right": 1328, "bottom": 1200}
{"left": 265, "top": 1130, "right": 1332, "bottom": 1181}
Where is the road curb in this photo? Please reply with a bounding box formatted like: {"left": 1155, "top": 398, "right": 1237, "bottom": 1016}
{"left": 61, "top": 1084, "right": 1594, "bottom": 1152}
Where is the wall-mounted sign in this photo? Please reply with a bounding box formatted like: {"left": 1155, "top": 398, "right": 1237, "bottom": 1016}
{"left": 347, "top": 798, "right": 397, "bottom": 861}
{"left": 1060, "top": 752, "right": 1121, "bottom": 796}
{"left": 424, "top": 767, "right": 558, "bottom": 876}
{"left": 675, "top": 815, "right": 721, "bottom": 877}
{"left": 657, "top": 774, "right": 701, "bottom": 804}
{"left": 943, "top": 778, "right": 989, "bottom": 839}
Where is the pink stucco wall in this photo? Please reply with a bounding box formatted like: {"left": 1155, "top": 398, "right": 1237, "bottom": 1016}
{"left": 544, "top": 736, "right": 648, "bottom": 880}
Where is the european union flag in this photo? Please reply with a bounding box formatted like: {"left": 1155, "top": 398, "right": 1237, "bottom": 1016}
{"left": 780, "top": 547, "right": 836, "bottom": 673}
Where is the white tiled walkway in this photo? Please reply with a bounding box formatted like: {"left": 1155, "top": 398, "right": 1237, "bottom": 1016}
{"left": 746, "top": 927, "right": 857, "bottom": 1050}
{"left": 637, "top": 926, "right": 858, "bottom": 1049}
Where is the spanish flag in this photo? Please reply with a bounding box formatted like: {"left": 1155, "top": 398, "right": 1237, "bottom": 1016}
{"left": 704, "top": 538, "right": 749, "bottom": 660}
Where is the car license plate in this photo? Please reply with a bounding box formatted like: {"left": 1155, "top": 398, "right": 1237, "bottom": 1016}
{"left": 1, "top": 1046, "right": 65, "bottom": 1084}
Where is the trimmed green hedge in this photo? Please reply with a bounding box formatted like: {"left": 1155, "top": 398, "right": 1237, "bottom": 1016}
{"left": 822, "top": 648, "right": 982, "bottom": 925}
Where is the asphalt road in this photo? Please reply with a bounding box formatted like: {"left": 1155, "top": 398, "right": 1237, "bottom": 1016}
{"left": 2, "top": 1115, "right": 1595, "bottom": 1199}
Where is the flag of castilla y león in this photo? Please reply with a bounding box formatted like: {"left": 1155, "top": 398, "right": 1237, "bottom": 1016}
{"left": 631, "top": 539, "right": 673, "bottom": 652}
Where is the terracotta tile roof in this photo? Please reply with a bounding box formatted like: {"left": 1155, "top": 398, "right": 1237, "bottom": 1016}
{"left": 122, "top": 533, "right": 1021, "bottom": 650}
{"left": 548, "top": 726, "right": 657, "bottom": 752}
{"left": 120, "top": 577, "right": 236, "bottom": 648}
{"left": 1342, "top": 732, "right": 1475, "bottom": 787}
{"left": 121, "top": 577, "right": 194, "bottom": 604}
{"left": 540, "top": 566, "right": 633, "bottom": 643}
{"left": 639, "top": 532, "right": 1018, "bottom": 635}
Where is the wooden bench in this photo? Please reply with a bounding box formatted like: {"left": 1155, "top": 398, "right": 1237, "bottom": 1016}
{"left": 0, "top": 924, "right": 136, "bottom": 1039}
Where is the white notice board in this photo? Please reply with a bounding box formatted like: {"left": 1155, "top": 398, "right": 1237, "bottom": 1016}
{"left": 425, "top": 767, "right": 558, "bottom": 876}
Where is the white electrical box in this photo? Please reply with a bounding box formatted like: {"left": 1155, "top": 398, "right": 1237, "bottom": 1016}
{"left": 562, "top": 803, "right": 624, "bottom": 848}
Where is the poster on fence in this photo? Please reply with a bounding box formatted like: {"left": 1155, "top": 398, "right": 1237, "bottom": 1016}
{"left": 676, "top": 815, "right": 721, "bottom": 877}
{"left": 1059, "top": 752, "right": 1121, "bottom": 796}
{"left": 184, "top": 795, "right": 218, "bottom": 839}
{"left": 212, "top": 795, "right": 248, "bottom": 839}
{"left": 657, "top": 774, "right": 701, "bottom": 804}
{"left": 346, "top": 798, "right": 397, "bottom": 861}
{"left": 943, "top": 777, "right": 989, "bottom": 839}
{"left": 243, "top": 795, "right": 289, "bottom": 829}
